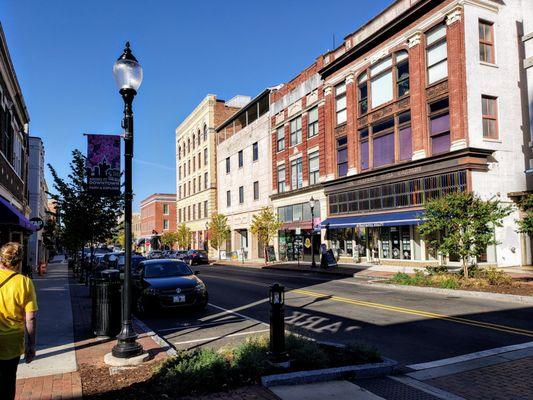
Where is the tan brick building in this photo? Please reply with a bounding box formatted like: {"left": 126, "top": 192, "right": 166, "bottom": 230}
{"left": 140, "top": 193, "right": 176, "bottom": 237}
{"left": 175, "top": 95, "right": 244, "bottom": 253}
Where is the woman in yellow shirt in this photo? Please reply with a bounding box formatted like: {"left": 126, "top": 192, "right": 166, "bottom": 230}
{"left": 0, "top": 242, "right": 38, "bottom": 400}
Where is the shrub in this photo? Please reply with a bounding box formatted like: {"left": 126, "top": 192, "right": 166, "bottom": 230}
{"left": 344, "top": 342, "right": 381, "bottom": 364}
{"left": 230, "top": 337, "right": 270, "bottom": 384}
{"left": 286, "top": 334, "right": 329, "bottom": 370}
{"left": 428, "top": 274, "right": 460, "bottom": 289}
{"left": 425, "top": 265, "right": 449, "bottom": 275}
{"left": 473, "top": 267, "right": 512, "bottom": 286}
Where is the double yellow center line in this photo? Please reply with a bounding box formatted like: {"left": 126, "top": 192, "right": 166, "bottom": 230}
{"left": 293, "top": 288, "right": 533, "bottom": 337}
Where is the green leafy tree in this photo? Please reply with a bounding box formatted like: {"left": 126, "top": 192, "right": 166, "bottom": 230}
{"left": 250, "top": 207, "right": 282, "bottom": 265}
{"left": 420, "top": 192, "right": 511, "bottom": 277}
{"left": 161, "top": 231, "right": 179, "bottom": 250}
{"left": 176, "top": 224, "right": 192, "bottom": 250}
{"left": 47, "top": 149, "right": 123, "bottom": 260}
{"left": 208, "top": 214, "right": 231, "bottom": 260}
{"left": 516, "top": 194, "right": 533, "bottom": 235}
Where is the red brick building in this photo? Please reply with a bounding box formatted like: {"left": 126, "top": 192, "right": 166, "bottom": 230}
{"left": 270, "top": 0, "right": 532, "bottom": 267}
{"left": 140, "top": 193, "right": 177, "bottom": 237}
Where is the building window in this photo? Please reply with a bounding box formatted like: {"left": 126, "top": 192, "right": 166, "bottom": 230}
{"left": 226, "top": 157, "right": 230, "bottom": 173}
{"left": 291, "top": 157, "right": 303, "bottom": 189}
{"left": 238, "top": 150, "right": 243, "bottom": 168}
{"left": 426, "top": 23, "right": 448, "bottom": 84}
{"left": 192, "top": 156, "right": 195, "bottom": 172}
{"left": 309, "top": 151, "right": 319, "bottom": 185}
{"left": 204, "top": 148, "right": 208, "bottom": 165}
{"left": 479, "top": 20, "right": 494, "bottom": 64}
{"left": 277, "top": 165, "right": 286, "bottom": 193}
{"left": 203, "top": 124, "right": 208, "bottom": 141}
{"left": 178, "top": 166, "right": 181, "bottom": 180}
{"left": 178, "top": 186, "right": 181, "bottom": 199}
{"left": 429, "top": 97, "right": 450, "bottom": 154}
{"left": 337, "top": 137, "right": 348, "bottom": 177}
{"left": 239, "top": 186, "right": 244, "bottom": 203}
{"left": 372, "top": 117, "right": 395, "bottom": 168}
{"left": 252, "top": 142, "right": 258, "bottom": 161}
{"left": 396, "top": 50, "right": 409, "bottom": 97}
{"left": 188, "top": 206, "right": 191, "bottom": 221}
{"left": 193, "top": 178, "right": 196, "bottom": 194}
{"left": 360, "top": 128, "right": 369, "bottom": 170}
{"left": 358, "top": 73, "right": 368, "bottom": 115}
{"left": 204, "top": 172, "right": 208, "bottom": 189}
{"left": 163, "top": 204, "right": 169, "bottom": 215}
{"left": 178, "top": 209, "right": 182, "bottom": 223}
{"left": 370, "top": 57, "right": 393, "bottom": 108}
{"left": 482, "top": 95, "right": 498, "bottom": 139}
{"left": 253, "top": 181, "right": 259, "bottom": 200}
{"left": 198, "top": 176, "right": 201, "bottom": 192}
{"left": 192, "top": 134, "right": 195, "bottom": 150}
{"left": 193, "top": 204, "right": 196, "bottom": 220}
{"left": 308, "top": 107, "right": 319, "bottom": 138}
{"left": 198, "top": 153, "right": 201, "bottom": 169}
{"left": 204, "top": 200, "right": 208, "bottom": 217}
{"left": 277, "top": 126, "right": 285, "bottom": 152}
{"left": 290, "top": 117, "right": 302, "bottom": 146}
{"left": 163, "top": 219, "right": 169, "bottom": 230}
{"left": 398, "top": 111, "right": 412, "bottom": 161}
{"left": 335, "top": 82, "right": 347, "bottom": 125}
{"left": 198, "top": 202, "right": 202, "bottom": 219}
{"left": 226, "top": 190, "right": 231, "bottom": 207}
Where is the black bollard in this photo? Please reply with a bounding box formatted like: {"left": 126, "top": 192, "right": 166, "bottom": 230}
{"left": 268, "top": 283, "right": 290, "bottom": 368}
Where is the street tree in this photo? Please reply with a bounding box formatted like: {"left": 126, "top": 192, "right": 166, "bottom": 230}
{"left": 176, "top": 224, "right": 192, "bottom": 250}
{"left": 208, "top": 213, "right": 231, "bottom": 260}
{"left": 420, "top": 192, "right": 511, "bottom": 277}
{"left": 250, "top": 206, "right": 282, "bottom": 265}
{"left": 516, "top": 194, "right": 533, "bottom": 235}
{"left": 161, "top": 231, "right": 179, "bottom": 250}
{"left": 48, "top": 149, "right": 123, "bottom": 260}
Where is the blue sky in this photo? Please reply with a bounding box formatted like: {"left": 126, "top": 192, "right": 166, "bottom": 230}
{"left": 3, "top": 0, "right": 389, "bottom": 211}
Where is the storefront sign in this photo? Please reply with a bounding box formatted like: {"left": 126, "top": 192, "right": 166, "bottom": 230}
{"left": 86, "top": 134, "right": 121, "bottom": 195}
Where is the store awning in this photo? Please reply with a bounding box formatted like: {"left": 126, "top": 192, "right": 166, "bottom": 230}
{"left": 0, "top": 196, "right": 36, "bottom": 232}
{"left": 321, "top": 210, "right": 424, "bottom": 229}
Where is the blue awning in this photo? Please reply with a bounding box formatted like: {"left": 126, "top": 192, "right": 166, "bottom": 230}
{"left": 321, "top": 210, "right": 424, "bottom": 229}
{"left": 0, "top": 196, "right": 36, "bottom": 232}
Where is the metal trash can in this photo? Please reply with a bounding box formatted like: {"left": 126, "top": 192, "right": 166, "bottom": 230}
{"left": 91, "top": 269, "right": 121, "bottom": 337}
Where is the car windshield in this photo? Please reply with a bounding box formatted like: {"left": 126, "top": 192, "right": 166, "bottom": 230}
{"left": 144, "top": 262, "right": 192, "bottom": 278}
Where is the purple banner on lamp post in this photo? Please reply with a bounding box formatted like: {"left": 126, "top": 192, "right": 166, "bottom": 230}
{"left": 86, "top": 134, "right": 121, "bottom": 195}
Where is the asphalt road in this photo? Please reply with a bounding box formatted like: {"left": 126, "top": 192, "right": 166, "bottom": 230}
{"left": 141, "top": 264, "right": 533, "bottom": 366}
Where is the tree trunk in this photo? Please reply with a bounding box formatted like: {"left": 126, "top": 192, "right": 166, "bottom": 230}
{"left": 264, "top": 244, "right": 268, "bottom": 266}
{"left": 462, "top": 257, "right": 468, "bottom": 279}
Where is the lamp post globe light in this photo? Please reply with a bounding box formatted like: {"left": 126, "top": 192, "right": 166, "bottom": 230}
{"left": 111, "top": 42, "right": 144, "bottom": 359}
{"left": 309, "top": 197, "right": 317, "bottom": 268}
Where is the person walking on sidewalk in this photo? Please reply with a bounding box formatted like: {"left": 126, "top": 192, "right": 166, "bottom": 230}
{"left": 0, "top": 242, "right": 38, "bottom": 400}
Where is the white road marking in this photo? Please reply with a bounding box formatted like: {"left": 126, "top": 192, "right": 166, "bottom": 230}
{"left": 407, "top": 341, "right": 533, "bottom": 370}
{"left": 155, "top": 318, "right": 245, "bottom": 333}
{"left": 170, "top": 329, "right": 270, "bottom": 345}
{"left": 208, "top": 301, "right": 270, "bottom": 327}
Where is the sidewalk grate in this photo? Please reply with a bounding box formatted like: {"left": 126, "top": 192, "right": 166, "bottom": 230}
{"left": 355, "top": 377, "right": 443, "bottom": 400}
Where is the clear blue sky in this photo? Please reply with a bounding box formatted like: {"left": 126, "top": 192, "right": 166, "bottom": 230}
{"left": 3, "top": 0, "right": 389, "bottom": 211}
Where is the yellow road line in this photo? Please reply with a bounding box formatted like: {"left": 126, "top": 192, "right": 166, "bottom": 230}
{"left": 202, "top": 273, "right": 533, "bottom": 337}
{"left": 293, "top": 288, "right": 533, "bottom": 337}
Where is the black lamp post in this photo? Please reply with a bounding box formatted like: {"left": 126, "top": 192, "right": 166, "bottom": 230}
{"left": 111, "top": 42, "right": 144, "bottom": 359}
{"left": 205, "top": 221, "right": 209, "bottom": 251}
{"left": 268, "top": 283, "right": 289, "bottom": 368}
{"left": 309, "top": 196, "right": 317, "bottom": 268}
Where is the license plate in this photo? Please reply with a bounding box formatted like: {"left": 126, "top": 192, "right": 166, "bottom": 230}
{"left": 173, "top": 295, "right": 186, "bottom": 303}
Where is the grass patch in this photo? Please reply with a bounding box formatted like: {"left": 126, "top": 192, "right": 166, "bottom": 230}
{"left": 389, "top": 267, "right": 513, "bottom": 290}
{"left": 153, "top": 335, "right": 380, "bottom": 396}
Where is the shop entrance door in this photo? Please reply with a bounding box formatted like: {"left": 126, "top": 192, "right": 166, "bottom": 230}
{"left": 390, "top": 227, "right": 401, "bottom": 259}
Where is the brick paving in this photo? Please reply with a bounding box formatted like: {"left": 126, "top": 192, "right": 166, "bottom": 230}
{"left": 426, "top": 356, "right": 533, "bottom": 400}
{"left": 356, "top": 377, "right": 442, "bottom": 400}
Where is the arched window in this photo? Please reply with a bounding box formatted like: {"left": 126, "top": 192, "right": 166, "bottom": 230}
{"left": 187, "top": 138, "right": 190, "bottom": 153}
{"left": 192, "top": 133, "right": 195, "bottom": 149}
{"left": 357, "top": 51, "right": 410, "bottom": 115}
{"left": 203, "top": 124, "right": 208, "bottom": 141}
{"left": 197, "top": 129, "right": 201, "bottom": 146}
{"left": 178, "top": 146, "right": 181, "bottom": 159}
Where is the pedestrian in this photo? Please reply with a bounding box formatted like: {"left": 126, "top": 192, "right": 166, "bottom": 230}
{"left": 0, "top": 242, "right": 38, "bottom": 400}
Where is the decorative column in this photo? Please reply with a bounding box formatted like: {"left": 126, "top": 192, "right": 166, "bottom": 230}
{"left": 407, "top": 31, "right": 427, "bottom": 160}
{"left": 323, "top": 86, "right": 335, "bottom": 181}
{"left": 446, "top": 6, "right": 468, "bottom": 151}
{"left": 345, "top": 73, "right": 358, "bottom": 176}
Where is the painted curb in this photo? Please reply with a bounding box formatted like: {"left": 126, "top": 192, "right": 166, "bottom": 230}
{"left": 364, "top": 281, "right": 533, "bottom": 304}
{"left": 133, "top": 317, "right": 178, "bottom": 357}
{"left": 261, "top": 357, "right": 397, "bottom": 387}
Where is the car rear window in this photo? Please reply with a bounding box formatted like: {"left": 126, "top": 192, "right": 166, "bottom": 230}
{"left": 144, "top": 262, "right": 193, "bottom": 278}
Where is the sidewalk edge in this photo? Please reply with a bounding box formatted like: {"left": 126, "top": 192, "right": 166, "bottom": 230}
{"left": 133, "top": 317, "right": 178, "bottom": 357}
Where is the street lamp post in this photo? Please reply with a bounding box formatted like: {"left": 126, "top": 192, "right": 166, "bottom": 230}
{"left": 112, "top": 42, "right": 144, "bottom": 359}
{"left": 309, "top": 197, "right": 317, "bottom": 268}
{"left": 205, "top": 221, "right": 209, "bottom": 251}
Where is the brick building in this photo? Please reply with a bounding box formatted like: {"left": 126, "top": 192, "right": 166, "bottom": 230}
{"left": 270, "top": 0, "right": 533, "bottom": 267}
{"left": 269, "top": 63, "right": 328, "bottom": 262}
{"left": 140, "top": 193, "right": 176, "bottom": 237}
{"left": 175, "top": 95, "right": 244, "bottom": 253}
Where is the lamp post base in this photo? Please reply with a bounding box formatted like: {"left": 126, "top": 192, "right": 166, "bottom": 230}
{"left": 104, "top": 351, "right": 148, "bottom": 366}
{"left": 112, "top": 323, "right": 143, "bottom": 358}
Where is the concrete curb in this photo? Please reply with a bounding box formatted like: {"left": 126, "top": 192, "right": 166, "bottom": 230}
{"left": 365, "top": 281, "right": 533, "bottom": 304}
{"left": 212, "top": 262, "right": 357, "bottom": 278}
{"left": 133, "top": 317, "right": 178, "bottom": 357}
{"left": 261, "top": 357, "right": 397, "bottom": 387}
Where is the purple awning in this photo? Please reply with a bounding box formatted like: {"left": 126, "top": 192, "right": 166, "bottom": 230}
{"left": 0, "top": 196, "right": 36, "bottom": 232}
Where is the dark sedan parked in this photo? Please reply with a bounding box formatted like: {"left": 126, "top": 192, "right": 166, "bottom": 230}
{"left": 186, "top": 249, "right": 209, "bottom": 265}
{"left": 133, "top": 259, "right": 208, "bottom": 314}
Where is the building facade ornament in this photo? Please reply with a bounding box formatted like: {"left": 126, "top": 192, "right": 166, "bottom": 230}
{"left": 446, "top": 6, "right": 462, "bottom": 26}
{"left": 408, "top": 32, "right": 422, "bottom": 48}
{"left": 345, "top": 73, "right": 355, "bottom": 85}
{"left": 324, "top": 86, "right": 333, "bottom": 96}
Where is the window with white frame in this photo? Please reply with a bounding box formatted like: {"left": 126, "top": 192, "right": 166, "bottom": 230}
{"left": 163, "top": 204, "right": 169, "bottom": 215}
{"left": 277, "top": 126, "right": 285, "bottom": 151}
{"left": 277, "top": 165, "right": 286, "bottom": 193}
{"left": 335, "top": 82, "right": 347, "bottom": 125}
{"left": 163, "top": 219, "right": 169, "bottom": 230}
{"left": 308, "top": 107, "right": 318, "bottom": 138}
{"left": 290, "top": 117, "right": 302, "bottom": 146}
{"left": 426, "top": 24, "right": 448, "bottom": 84}
{"left": 308, "top": 151, "right": 319, "bottom": 185}
{"left": 291, "top": 157, "right": 303, "bottom": 189}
